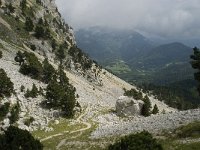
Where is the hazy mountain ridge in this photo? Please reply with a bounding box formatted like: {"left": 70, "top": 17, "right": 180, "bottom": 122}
{"left": 0, "top": 1, "right": 200, "bottom": 149}
{"left": 76, "top": 27, "right": 195, "bottom": 84}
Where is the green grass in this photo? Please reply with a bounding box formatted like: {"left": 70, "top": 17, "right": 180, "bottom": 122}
{"left": 106, "top": 60, "right": 131, "bottom": 74}
{"left": 159, "top": 122, "right": 200, "bottom": 150}
{"left": 160, "top": 138, "right": 200, "bottom": 150}
{"left": 174, "top": 122, "right": 200, "bottom": 138}
{"left": 32, "top": 119, "right": 86, "bottom": 139}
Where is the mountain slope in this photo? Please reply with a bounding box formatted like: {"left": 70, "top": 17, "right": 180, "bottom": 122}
{"left": 76, "top": 27, "right": 154, "bottom": 65}
{"left": 0, "top": 1, "right": 199, "bottom": 149}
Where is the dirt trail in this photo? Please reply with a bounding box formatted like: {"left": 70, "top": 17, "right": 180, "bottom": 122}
{"left": 40, "top": 105, "right": 92, "bottom": 142}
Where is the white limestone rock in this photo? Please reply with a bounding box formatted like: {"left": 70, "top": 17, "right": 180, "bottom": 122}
{"left": 116, "top": 96, "right": 144, "bottom": 117}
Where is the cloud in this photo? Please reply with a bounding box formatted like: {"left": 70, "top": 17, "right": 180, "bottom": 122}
{"left": 55, "top": 0, "right": 200, "bottom": 39}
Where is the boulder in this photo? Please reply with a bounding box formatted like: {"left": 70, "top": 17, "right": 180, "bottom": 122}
{"left": 116, "top": 96, "right": 144, "bottom": 117}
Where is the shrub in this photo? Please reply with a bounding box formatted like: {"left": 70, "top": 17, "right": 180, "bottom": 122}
{"left": 141, "top": 95, "right": 151, "bottom": 117}
{"left": 108, "top": 131, "right": 163, "bottom": 150}
{"left": 20, "top": 85, "right": 25, "bottom": 92}
{"left": 175, "top": 122, "right": 200, "bottom": 138}
{"left": 19, "top": 52, "right": 43, "bottom": 80}
{"left": 124, "top": 88, "right": 143, "bottom": 100}
{"left": 24, "top": 84, "right": 38, "bottom": 98}
{"left": 152, "top": 104, "right": 159, "bottom": 114}
{"left": 0, "top": 50, "right": 2, "bottom": 58}
{"left": 24, "top": 117, "right": 35, "bottom": 126}
{"left": 20, "top": 0, "right": 27, "bottom": 12}
{"left": 36, "top": 0, "right": 42, "bottom": 5}
{"left": 30, "top": 44, "right": 36, "bottom": 51}
{"left": 42, "top": 58, "right": 56, "bottom": 83}
{"left": 0, "top": 126, "right": 43, "bottom": 150}
{"left": 25, "top": 17, "right": 34, "bottom": 31}
{"left": 34, "top": 25, "right": 45, "bottom": 39}
{"left": 0, "top": 102, "right": 10, "bottom": 121}
{"left": 9, "top": 103, "right": 20, "bottom": 124}
{"left": 14, "top": 51, "right": 25, "bottom": 65}
{"left": 0, "top": 69, "right": 14, "bottom": 98}
{"left": 7, "top": 3, "right": 15, "bottom": 14}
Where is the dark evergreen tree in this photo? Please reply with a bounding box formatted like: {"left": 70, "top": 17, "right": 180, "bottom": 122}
{"left": 7, "top": 3, "right": 15, "bottom": 14}
{"left": 9, "top": 103, "right": 20, "bottom": 124}
{"left": 51, "top": 39, "right": 57, "bottom": 51}
{"left": 19, "top": 52, "right": 43, "bottom": 80}
{"left": 141, "top": 95, "right": 151, "bottom": 117}
{"left": 46, "top": 68, "right": 76, "bottom": 117}
{"left": 56, "top": 44, "right": 66, "bottom": 64}
{"left": 0, "top": 69, "right": 14, "bottom": 98}
{"left": 25, "top": 84, "right": 39, "bottom": 98}
{"left": 108, "top": 131, "right": 163, "bottom": 150}
{"left": 0, "top": 50, "right": 2, "bottom": 58}
{"left": 38, "top": 18, "right": 44, "bottom": 25}
{"left": 191, "top": 47, "right": 200, "bottom": 95}
{"left": 0, "top": 102, "right": 10, "bottom": 121}
{"left": 15, "top": 51, "right": 25, "bottom": 65}
{"left": 25, "top": 17, "right": 34, "bottom": 31}
{"left": 34, "top": 26, "right": 45, "bottom": 39}
{"left": 152, "top": 104, "right": 159, "bottom": 114}
{"left": 0, "top": 126, "right": 43, "bottom": 150}
{"left": 20, "top": 0, "right": 27, "bottom": 12}
{"left": 36, "top": 0, "right": 42, "bottom": 5}
{"left": 42, "top": 58, "right": 56, "bottom": 83}
{"left": 124, "top": 88, "right": 143, "bottom": 100}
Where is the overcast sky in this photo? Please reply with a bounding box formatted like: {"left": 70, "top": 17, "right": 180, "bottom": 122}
{"left": 55, "top": 0, "right": 200, "bottom": 39}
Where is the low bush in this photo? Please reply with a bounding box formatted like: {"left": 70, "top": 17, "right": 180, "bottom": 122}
{"left": 0, "top": 69, "right": 14, "bottom": 98}
{"left": 108, "top": 131, "right": 163, "bottom": 150}
{"left": 0, "top": 126, "right": 43, "bottom": 150}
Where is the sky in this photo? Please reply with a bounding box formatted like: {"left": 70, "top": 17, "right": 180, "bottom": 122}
{"left": 55, "top": 0, "right": 200, "bottom": 40}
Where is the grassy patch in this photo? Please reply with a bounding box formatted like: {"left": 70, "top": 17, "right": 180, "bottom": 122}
{"left": 174, "top": 121, "right": 200, "bottom": 138}
{"left": 106, "top": 60, "right": 131, "bottom": 74}
{"left": 32, "top": 119, "right": 86, "bottom": 139}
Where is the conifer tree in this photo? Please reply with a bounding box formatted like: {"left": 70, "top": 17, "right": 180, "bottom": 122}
{"left": 0, "top": 51, "right": 2, "bottom": 59}
{"left": 42, "top": 58, "right": 56, "bottom": 83}
{"left": 141, "top": 95, "right": 151, "bottom": 117}
{"left": 20, "top": 0, "right": 27, "bottom": 12}
{"left": 152, "top": 104, "right": 159, "bottom": 114}
{"left": 0, "top": 69, "right": 14, "bottom": 98}
{"left": 25, "top": 17, "right": 34, "bottom": 31}
{"left": 191, "top": 47, "right": 200, "bottom": 95}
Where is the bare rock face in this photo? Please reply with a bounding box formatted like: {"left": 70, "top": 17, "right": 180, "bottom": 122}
{"left": 116, "top": 96, "right": 144, "bottom": 117}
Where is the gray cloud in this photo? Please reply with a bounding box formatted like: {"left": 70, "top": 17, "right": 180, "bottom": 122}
{"left": 55, "top": 0, "right": 200, "bottom": 39}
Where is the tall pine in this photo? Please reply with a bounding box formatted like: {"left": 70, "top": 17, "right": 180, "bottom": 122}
{"left": 191, "top": 47, "right": 200, "bottom": 95}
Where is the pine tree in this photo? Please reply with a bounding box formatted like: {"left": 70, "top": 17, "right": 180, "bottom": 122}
{"left": 7, "top": 3, "right": 15, "bottom": 14}
{"left": 25, "top": 17, "right": 34, "bottom": 31}
{"left": 0, "top": 50, "right": 2, "bottom": 59}
{"left": 46, "top": 67, "right": 76, "bottom": 117}
{"left": 141, "top": 95, "right": 151, "bottom": 117}
{"left": 35, "top": 25, "right": 45, "bottom": 39}
{"left": 0, "top": 126, "right": 43, "bottom": 149}
{"left": 42, "top": 58, "right": 56, "bottom": 83}
{"left": 0, "top": 69, "right": 14, "bottom": 98}
{"left": 25, "top": 84, "right": 39, "bottom": 98}
{"left": 152, "top": 104, "right": 159, "bottom": 114}
{"left": 14, "top": 51, "right": 25, "bottom": 65}
{"left": 20, "top": 0, "right": 27, "bottom": 12}
{"left": 191, "top": 47, "right": 200, "bottom": 95}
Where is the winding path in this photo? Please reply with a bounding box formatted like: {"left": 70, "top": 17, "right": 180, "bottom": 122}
{"left": 40, "top": 105, "right": 92, "bottom": 143}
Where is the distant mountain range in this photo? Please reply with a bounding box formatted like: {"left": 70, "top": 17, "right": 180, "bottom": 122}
{"left": 75, "top": 27, "right": 195, "bottom": 85}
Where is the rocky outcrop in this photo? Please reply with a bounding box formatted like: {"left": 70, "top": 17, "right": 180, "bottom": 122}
{"left": 116, "top": 96, "right": 144, "bottom": 117}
